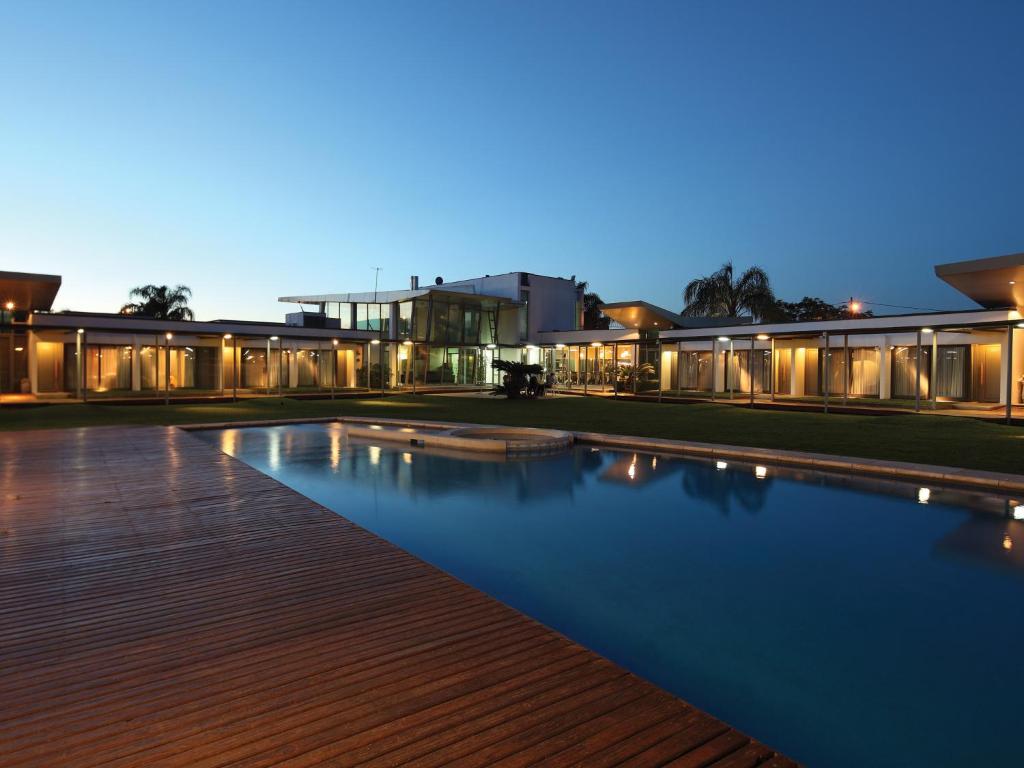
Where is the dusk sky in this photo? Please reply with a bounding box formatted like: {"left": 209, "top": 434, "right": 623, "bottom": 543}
{"left": 2, "top": 1, "right": 1023, "bottom": 321}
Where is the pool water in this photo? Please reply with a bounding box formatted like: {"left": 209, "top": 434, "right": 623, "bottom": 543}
{"left": 198, "top": 423, "right": 1024, "bottom": 768}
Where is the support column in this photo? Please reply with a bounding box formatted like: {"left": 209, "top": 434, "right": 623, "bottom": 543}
{"left": 711, "top": 339, "right": 717, "bottom": 401}
{"left": 583, "top": 347, "right": 588, "bottom": 395}
{"left": 27, "top": 330, "right": 38, "bottom": 395}
{"left": 769, "top": 338, "right": 775, "bottom": 401}
{"left": 728, "top": 341, "right": 734, "bottom": 399}
{"left": 749, "top": 336, "right": 755, "bottom": 407}
{"left": 266, "top": 338, "right": 272, "bottom": 396}
{"left": 823, "top": 332, "right": 829, "bottom": 414}
{"left": 277, "top": 338, "right": 283, "bottom": 396}
{"left": 331, "top": 339, "right": 338, "bottom": 399}
{"left": 931, "top": 331, "right": 938, "bottom": 410}
{"left": 1007, "top": 324, "right": 1014, "bottom": 425}
{"left": 843, "top": 334, "right": 849, "bottom": 405}
{"left": 632, "top": 343, "right": 638, "bottom": 395}
{"left": 79, "top": 330, "right": 86, "bottom": 402}
{"left": 915, "top": 329, "right": 922, "bottom": 413}
{"left": 164, "top": 334, "right": 171, "bottom": 406}
{"left": 879, "top": 337, "right": 891, "bottom": 400}
{"left": 232, "top": 336, "right": 238, "bottom": 402}
{"left": 657, "top": 340, "right": 663, "bottom": 403}
{"left": 131, "top": 338, "right": 141, "bottom": 392}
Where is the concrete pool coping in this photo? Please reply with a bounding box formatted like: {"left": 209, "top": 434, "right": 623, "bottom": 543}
{"left": 178, "top": 416, "right": 1024, "bottom": 494}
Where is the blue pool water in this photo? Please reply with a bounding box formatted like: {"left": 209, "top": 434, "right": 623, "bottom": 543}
{"left": 198, "top": 423, "right": 1024, "bottom": 768}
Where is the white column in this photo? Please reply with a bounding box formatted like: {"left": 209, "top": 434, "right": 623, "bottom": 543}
{"left": 879, "top": 337, "right": 891, "bottom": 400}
{"left": 131, "top": 337, "right": 141, "bottom": 391}
{"left": 27, "top": 330, "right": 38, "bottom": 394}
{"left": 792, "top": 347, "right": 805, "bottom": 396}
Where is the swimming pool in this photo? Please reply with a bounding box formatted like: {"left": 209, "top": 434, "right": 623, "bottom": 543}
{"left": 197, "top": 423, "right": 1024, "bottom": 768}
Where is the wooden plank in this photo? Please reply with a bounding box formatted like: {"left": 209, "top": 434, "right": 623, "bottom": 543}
{"left": 0, "top": 425, "right": 794, "bottom": 767}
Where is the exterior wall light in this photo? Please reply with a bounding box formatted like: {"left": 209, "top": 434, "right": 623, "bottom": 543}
{"left": 165, "top": 332, "right": 173, "bottom": 340}
{"left": 918, "top": 487, "right": 931, "bottom": 504}
{"left": 4, "top": 301, "right": 14, "bottom": 311}
{"left": 555, "top": 343, "right": 566, "bottom": 349}
{"left": 402, "top": 340, "right": 412, "bottom": 346}
{"left": 14, "top": 347, "right": 23, "bottom": 352}
{"left": 77, "top": 328, "right": 85, "bottom": 334}
{"left": 269, "top": 336, "right": 279, "bottom": 341}
{"left": 756, "top": 334, "right": 770, "bottom": 341}
{"left": 486, "top": 343, "right": 497, "bottom": 349}
{"left": 755, "top": 465, "right": 768, "bottom": 479}
{"left": 715, "top": 460, "right": 728, "bottom": 470}
{"left": 370, "top": 339, "right": 381, "bottom": 345}
{"left": 921, "top": 328, "right": 933, "bottom": 333}
{"left": 333, "top": 339, "right": 340, "bottom": 346}
{"left": 717, "top": 336, "right": 730, "bottom": 342}
{"left": 223, "top": 333, "right": 232, "bottom": 340}
{"left": 591, "top": 341, "right": 602, "bottom": 347}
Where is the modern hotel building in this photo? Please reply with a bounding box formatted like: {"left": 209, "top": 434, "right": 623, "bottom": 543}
{"left": 2, "top": 254, "right": 1023, "bottom": 417}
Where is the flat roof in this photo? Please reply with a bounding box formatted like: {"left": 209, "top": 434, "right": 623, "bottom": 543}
{"left": 279, "top": 286, "right": 520, "bottom": 306}
{"left": 0, "top": 270, "right": 62, "bottom": 312}
{"left": 659, "top": 307, "right": 1021, "bottom": 341}
{"left": 935, "top": 252, "right": 1024, "bottom": 309}
{"left": 27, "top": 311, "right": 378, "bottom": 341}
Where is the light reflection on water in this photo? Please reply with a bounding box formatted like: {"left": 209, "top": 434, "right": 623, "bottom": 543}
{"left": 198, "top": 423, "right": 1024, "bottom": 768}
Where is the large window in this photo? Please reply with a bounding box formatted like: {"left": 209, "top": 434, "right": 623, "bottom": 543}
{"left": 413, "top": 299, "right": 430, "bottom": 342}
{"left": 355, "top": 304, "right": 389, "bottom": 333}
{"left": 85, "top": 345, "right": 132, "bottom": 391}
{"left": 892, "top": 346, "right": 931, "bottom": 399}
{"left": 680, "top": 351, "right": 713, "bottom": 391}
{"left": 936, "top": 345, "right": 968, "bottom": 400}
{"left": 398, "top": 301, "right": 413, "bottom": 338}
{"left": 849, "top": 348, "right": 880, "bottom": 396}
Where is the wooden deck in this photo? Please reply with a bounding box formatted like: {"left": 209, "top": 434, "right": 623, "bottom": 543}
{"left": 0, "top": 426, "right": 796, "bottom": 767}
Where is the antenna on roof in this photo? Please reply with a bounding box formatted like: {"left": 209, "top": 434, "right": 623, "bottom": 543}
{"left": 373, "top": 267, "right": 382, "bottom": 303}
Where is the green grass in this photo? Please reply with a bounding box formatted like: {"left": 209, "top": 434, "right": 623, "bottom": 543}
{"left": 3, "top": 394, "right": 1024, "bottom": 474}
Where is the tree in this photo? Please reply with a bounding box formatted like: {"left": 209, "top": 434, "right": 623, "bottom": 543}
{"left": 576, "top": 281, "right": 610, "bottom": 330}
{"left": 681, "top": 262, "right": 777, "bottom": 321}
{"left": 773, "top": 296, "right": 874, "bottom": 322}
{"left": 615, "top": 361, "right": 655, "bottom": 391}
{"left": 120, "top": 285, "right": 195, "bottom": 321}
{"left": 491, "top": 359, "right": 544, "bottom": 399}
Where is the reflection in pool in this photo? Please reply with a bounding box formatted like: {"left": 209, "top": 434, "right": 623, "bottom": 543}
{"left": 196, "top": 423, "right": 1024, "bottom": 768}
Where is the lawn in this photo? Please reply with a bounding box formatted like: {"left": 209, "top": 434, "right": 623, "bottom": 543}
{"left": 3, "top": 394, "right": 1023, "bottom": 474}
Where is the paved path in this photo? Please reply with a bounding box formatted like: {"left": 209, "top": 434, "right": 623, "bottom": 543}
{"left": 0, "top": 426, "right": 796, "bottom": 767}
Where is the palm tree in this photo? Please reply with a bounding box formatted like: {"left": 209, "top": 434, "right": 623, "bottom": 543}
{"left": 576, "top": 280, "right": 611, "bottom": 330}
{"left": 120, "top": 285, "right": 195, "bottom": 321}
{"left": 681, "top": 262, "right": 777, "bottom": 321}
{"left": 490, "top": 359, "right": 544, "bottom": 399}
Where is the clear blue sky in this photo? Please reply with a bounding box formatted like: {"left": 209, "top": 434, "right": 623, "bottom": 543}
{"left": 2, "top": 1, "right": 1022, "bottom": 321}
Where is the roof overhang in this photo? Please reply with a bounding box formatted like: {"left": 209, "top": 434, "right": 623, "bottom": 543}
{"left": 598, "top": 301, "right": 684, "bottom": 330}
{"left": 0, "top": 271, "right": 61, "bottom": 312}
{"left": 935, "top": 253, "right": 1024, "bottom": 309}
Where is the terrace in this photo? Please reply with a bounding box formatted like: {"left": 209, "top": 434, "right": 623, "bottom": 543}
{"left": 0, "top": 424, "right": 795, "bottom": 767}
